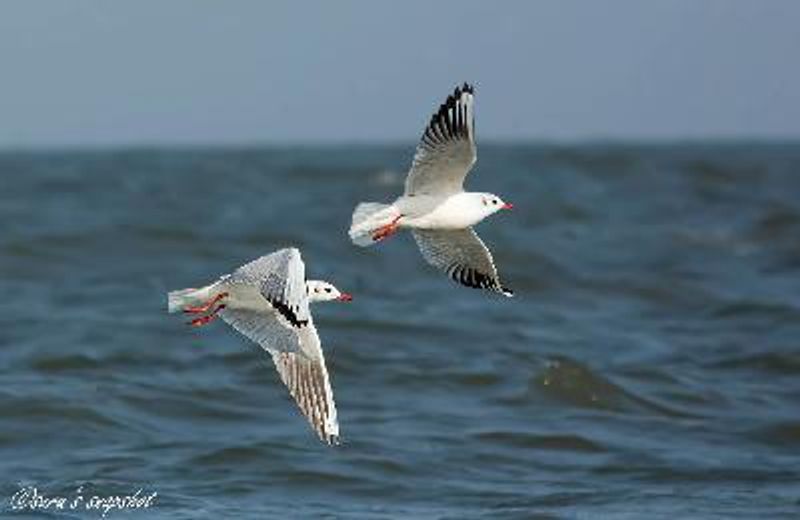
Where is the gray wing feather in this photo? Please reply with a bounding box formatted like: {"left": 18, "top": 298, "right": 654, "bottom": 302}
{"left": 219, "top": 249, "right": 339, "bottom": 444}
{"left": 220, "top": 309, "right": 340, "bottom": 444}
{"left": 218, "top": 306, "right": 302, "bottom": 354}
{"left": 229, "top": 248, "right": 311, "bottom": 327}
{"left": 412, "top": 228, "right": 512, "bottom": 296}
{"left": 404, "top": 84, "right": 477, "bottom": 196}
{"left": 271, "top": 323, "right": 339, "bottom": 445}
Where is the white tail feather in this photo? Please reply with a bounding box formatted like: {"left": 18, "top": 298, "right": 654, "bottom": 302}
{"left": 167, "top": 287, "right": 207, "bottom": 313}
{"left": 348, "top": 202, "right": 400, "bottom": 247}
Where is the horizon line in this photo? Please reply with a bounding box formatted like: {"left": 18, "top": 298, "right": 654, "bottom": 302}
{"left": 1, "top": 135, "right": 799, "bottom": 154}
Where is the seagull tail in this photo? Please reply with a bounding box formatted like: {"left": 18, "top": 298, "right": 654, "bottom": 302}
{"left": 167, "top": 287, "right": 209, "bottom": 313}
{"left": 348, "top": 202, "right": 400, "bottom": 247}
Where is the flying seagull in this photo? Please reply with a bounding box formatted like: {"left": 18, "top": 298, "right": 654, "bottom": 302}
{"left": 348, "top": 83, "right": 513, "bottom": 296}
{"left": 167, "top": 248, "right": 352, "bottom": 445}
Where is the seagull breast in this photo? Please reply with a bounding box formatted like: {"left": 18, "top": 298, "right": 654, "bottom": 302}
{"left": 399, "top": 193, "right": 486, "bottom": 230}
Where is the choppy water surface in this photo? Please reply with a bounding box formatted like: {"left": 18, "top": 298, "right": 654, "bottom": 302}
{"left": 0, "top": 144, "right": 799, "bottom": 518}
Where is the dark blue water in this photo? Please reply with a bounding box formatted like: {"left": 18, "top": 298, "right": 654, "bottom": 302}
{"left": 1, "top": 144, "right": 799, "bottom": 518}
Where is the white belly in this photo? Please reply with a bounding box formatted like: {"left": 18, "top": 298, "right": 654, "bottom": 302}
{"left": 400, "top": 194, "right": 484, "bottom": 230}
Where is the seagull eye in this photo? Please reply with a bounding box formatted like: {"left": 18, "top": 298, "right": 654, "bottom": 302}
{"left": 325, "top": 288, "right": 332, "bottom": 293}
{"left": 493, "top": 200, "right": 498, "bottom": 205}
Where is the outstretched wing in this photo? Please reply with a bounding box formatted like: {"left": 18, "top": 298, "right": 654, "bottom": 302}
{"left": 271, "top": 323, "right": 339, "bottom": 445}
{"left": 220, "top": 249, "right": 340, "bottom": 444}
{"left": 412, "top": 228, "right": 512, "bottom": 296}
{"left": 220, "top": 308, "right": 340, "bottom": 444}
{"left": 229, "top": 248, "right": 310, "bottom": 328}
{"left": 404, "top": 83, "right": 477, "bottom": 196}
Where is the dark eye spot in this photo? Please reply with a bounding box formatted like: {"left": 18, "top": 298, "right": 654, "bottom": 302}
{"left": 493, "top": 200, "right": 498, "bottom": 205}
{"left": 325, "top": 288, "right": 332, "bottom": 293}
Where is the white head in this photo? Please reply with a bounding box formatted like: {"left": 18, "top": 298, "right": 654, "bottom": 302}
{"left": 475, "top": 192, "right": 513, "bottom": 218}
{"left": 306, "top": 280, "right": 353, "bottom": 303}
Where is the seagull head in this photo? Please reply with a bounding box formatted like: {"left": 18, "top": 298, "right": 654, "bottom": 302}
{"left": 306, "top": 280, "right": 353, "bottom": 303}
{"left": 480, "top": 193, "right": 513, "bottom": 215}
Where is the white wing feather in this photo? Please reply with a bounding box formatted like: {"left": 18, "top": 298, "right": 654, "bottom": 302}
{"left": 218, "top": 248, "right": 340, "bottom": 444}
{"left": 412, "top": 228, "right": 512, "bottom": 296}
{"left": 270, "top": 323, "right": 339, "bottom": 445}
{"left": 228, "top": 248, "right": 311, "bottom": 328}
{"left": 404, "top": 84, "right": 477, "bottom": 196}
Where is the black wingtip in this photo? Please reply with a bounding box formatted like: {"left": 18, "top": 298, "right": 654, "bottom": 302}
{"left": 451, "top": 83, "right": 474, "bottom": 100}
{"left": 421, "top": 83, "right": 475, "bottom": 144}
{"left": 501, "top": 286, "right": 514, "bottom": 298}
{"left": 442, "top": 89, "right": 470, "bottom": 116}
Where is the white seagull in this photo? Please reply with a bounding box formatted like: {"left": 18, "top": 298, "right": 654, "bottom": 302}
{"left": 348, "top": 83, "right": 513, "bottom": 296}
{"left": 166, "top": 248, "right": 352, "bottom": 445}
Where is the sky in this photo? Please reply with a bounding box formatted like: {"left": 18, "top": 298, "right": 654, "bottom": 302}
{"left": 0, "top": 1, "right": 798, "bottom": 148}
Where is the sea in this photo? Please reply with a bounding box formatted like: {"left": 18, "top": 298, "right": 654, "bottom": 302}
{"left": 0, "top": 143, "right": 798, "bottom": 519}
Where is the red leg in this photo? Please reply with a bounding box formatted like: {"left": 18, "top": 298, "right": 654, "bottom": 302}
{"left": 371, "top": 215, "right": 402, "bottom": 242}
{"left": 188, "top": 304, "right": 226, "bottom": 327}
{"left": 183, "top": 292, "right": 229, "bottom": 314}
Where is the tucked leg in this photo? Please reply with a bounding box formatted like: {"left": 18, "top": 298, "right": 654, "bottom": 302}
{"left": 187, "top": 304, "right": 226, "bottom": 327}
{"left": 371, "top": 215, "right": 402, "bottom": 242}
{"left": 183, "top": 292, "right": 229, "bottom": 314}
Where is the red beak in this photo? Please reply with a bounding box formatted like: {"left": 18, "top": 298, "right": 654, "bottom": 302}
{"left": 337, "top": 293, "right": 353, "bottom": 302}
{"left": 502, "top": 202, "right": 514, "bottom": 210}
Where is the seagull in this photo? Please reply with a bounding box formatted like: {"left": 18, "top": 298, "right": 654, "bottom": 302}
{"left": 348, "top": 83, "right": 513, "bottom": 296}
{"left": 166, "top": 248, "right": 352, "bottom": 445}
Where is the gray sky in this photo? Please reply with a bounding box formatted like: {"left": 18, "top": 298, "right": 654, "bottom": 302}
{"left": 1, "top": 1, "right": 798, "bottom": 148}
